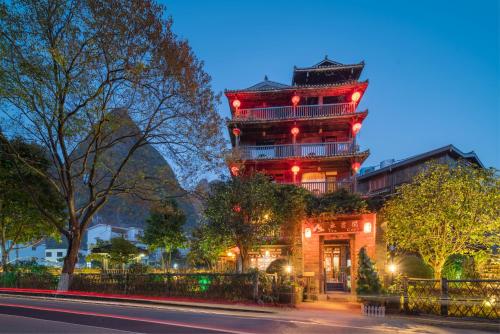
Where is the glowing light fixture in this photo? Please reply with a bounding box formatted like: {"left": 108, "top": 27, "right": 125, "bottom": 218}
{"left": 232, "top": 99, "right": 241, "bottom": 109}
{"left": 352, "top": 122, "right": 362, "bottom": 135}
{"left": 265, "top": 250, "right": 270, "bottom": 257}
{"left": 352, "top": 162, "right": 361, "bottom": 173}
{"left": 304, "top": 227, "right": 312, "bottom": 239}
{"left": 291, "top": 126, "right": 300, "bottom": 136}
{"left": 291, "top": 95, "right": 300, "bottom": 106}
{"left": 363, "top": 222, "right": 372, "bottom": 233}
{"left": 232, "top": 128, "right": 241, "bottom": 137}
{"left": 388, "top": 263, "right": 397, "bottom": 273}
{"left": 227, "top": 251, "right": 234, "bottom": 257}
{"left": 291, "top": 165, "right": 300, "bottom": 174}
{"left": 230, "top": 166, "right": 239, "bottom": 176}
{"left": 284, "top": 265, "right": 292, "bottom": 274}
{"left": 351, "top": 91, "right": 361, "bottom": 102}
{"left": 233, "top": 205, "right": 241, "bottom": 213}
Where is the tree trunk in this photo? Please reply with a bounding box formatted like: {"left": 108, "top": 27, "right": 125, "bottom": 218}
{"left": 433, "top": 265, "right": 443, "bottom": 280}
{"left": 239, "top": 247, "right": 249, "bottom": 273}
{"left": 57, "top": 234, "right": 82, "bottom": 291}
{"left": 1, "top": 251, "right": 8, "bottom": 272}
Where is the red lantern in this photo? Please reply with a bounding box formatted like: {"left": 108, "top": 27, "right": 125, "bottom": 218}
{"left": 291, "top": 95, "right": 300, "bottom": 106}
{"left": 230, "top": 166, "right": 239, "bottom": 176}
{"left": 291, "top": 127, "right": 300, "bottom": 136}
{"left": 233, "top": 204, "right": 241, "bottom": 213}
{"left": 351, "top": 91, "right": 361, "bottom": 103}
{"left": 232, "top": 128, "right": 241, "bottom": 137}
{"left": 232, "top": 99, "right": 241, "bottom": 109}
{"left": 352, "top": 122, "right": 362, "bottom": 135}
{"left": 352, "top": 162, "right": 361, "bottom": 173}
{"left": 291, "top": 165, "right": 300, "bottom": 174}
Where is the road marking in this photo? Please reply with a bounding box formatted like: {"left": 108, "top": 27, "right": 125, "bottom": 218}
{"left": 0, "top": 313, "right": 140, "bottom": 334}
{"left": 0, "top": 302, "right": 257, "bottom": 334}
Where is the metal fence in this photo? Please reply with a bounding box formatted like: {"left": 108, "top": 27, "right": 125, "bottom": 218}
{"left": 402, "top": 278, "right": 499, "bottom": 319}
{"left": 70, "top": 273, "right": 258, "bottom": 301}
{"left": 0, "top": 272, "right": 264, "bottom": 302}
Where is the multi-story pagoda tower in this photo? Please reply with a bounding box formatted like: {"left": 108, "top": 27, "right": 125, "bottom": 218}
{"left": 224, "top": 57, "right": 380, "bottom": 295}
{"left": 225, "top": 57, "right": 369, "bottom": 193}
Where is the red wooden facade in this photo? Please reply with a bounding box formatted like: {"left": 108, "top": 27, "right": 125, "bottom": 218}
{"left": 225, "top": 58, "right": 369, "bottom": 195}
{"left": 225, "top": 58, "right": 379, "bottom": 295}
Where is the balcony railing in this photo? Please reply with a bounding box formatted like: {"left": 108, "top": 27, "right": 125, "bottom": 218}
{"left": 239, "top": 141, "right": 356, "bottom": 160}
{"left": 300, "top": 180, "right": 353, "bottom": 194}
{"left": 281, "top": 180, "right": 353, "bottom": 194}
{"left": 234, "top": 103, "right": 356, "bottom": 121}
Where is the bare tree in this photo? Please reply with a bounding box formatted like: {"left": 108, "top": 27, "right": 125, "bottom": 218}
{"left": 0, "top": 0, "right": 226, "bottom": 289}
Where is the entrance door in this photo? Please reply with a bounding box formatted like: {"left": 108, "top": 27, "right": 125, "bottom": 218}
{"left": 323, "top": 242, "right": 349, "bottom": 292}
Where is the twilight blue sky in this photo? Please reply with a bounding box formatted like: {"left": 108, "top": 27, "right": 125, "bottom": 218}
{"left": 162, "top": 0, "right": 499, "bottom": 169}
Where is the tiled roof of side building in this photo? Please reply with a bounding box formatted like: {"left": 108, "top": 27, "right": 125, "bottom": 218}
{"left": 357, "top": 145, "right": 484, "bottom": 181}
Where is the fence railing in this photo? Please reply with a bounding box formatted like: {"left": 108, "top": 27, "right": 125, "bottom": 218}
{"left": 298, "top": 180, "right": 353, "bottom": 194}
{"left": 401, "top": 277, "right": 499, "bottom": 319}
{"left": 0, "top": 272, "right": 290, "bottom": 303}
{"left": 234, "top": 103, "right": 356, "bottom": 121}
{"left": 239, "top": 141, "right": 356, "bottom": 160}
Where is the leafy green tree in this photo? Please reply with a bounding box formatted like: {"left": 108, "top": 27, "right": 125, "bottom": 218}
{"left": 205, "top": 174, "right": 280, "bottom": 272}
{"left": 384, "top": 162, "right": 500, "bottom": 279}
{"left": 356, "top": 247, "right": 382, "bottom": 296}
{"left": 306, "top": 188, "right": 368, "bottom": 216}
{"left": 0, "top": 136, "right": 64, "bottom": 270}
{"left": 142, "top": 200, "right": 186, "bottom": 271}
{"left": 108, "top": 238, "right": 141, "bottom": 267}
{"left": 187, "top": 221, "right": 228, "bottom": 270}
{"left": 274, "top": 184, "right": 309, "bottom": 265}
{"left": 0, "top": 0, "right": 225, "bottom": 288}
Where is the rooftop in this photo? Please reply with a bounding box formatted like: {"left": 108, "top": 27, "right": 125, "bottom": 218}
{"left": 357, "top": 145, "right": 484, "bottom": 180}
{"left": 225, "top": 57, "right": 365, "bottom": 94}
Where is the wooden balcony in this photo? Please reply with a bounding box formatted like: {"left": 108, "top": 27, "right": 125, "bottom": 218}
{"left": 234, "top": 103, "right": 356, "bottom": 122}
{"left": 239, "top": 141, "right": 356, "bottom": 160}
{"left": 281, "top": 180, "right": 354, "bottom": 195}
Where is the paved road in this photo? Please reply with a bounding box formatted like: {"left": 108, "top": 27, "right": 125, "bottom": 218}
{"left": 0, "top": 295, "right": 493, "bottom": 333}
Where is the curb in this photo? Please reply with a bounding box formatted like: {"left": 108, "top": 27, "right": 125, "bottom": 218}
{"left": 388, "top": 314, "right": 500, "bottom": 332}
{"left": 0, "top": 290, "right": 277, "bottom": 314}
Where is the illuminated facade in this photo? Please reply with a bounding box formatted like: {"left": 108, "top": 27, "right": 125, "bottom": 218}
{"left": 225, "top": 57, "right": 378, "bottom": 295}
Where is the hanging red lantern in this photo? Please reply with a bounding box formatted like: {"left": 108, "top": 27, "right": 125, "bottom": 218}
{"left": 352, "top": 122, "right": 362, "bottom": 135}
{"left": 291, "top": 165, "right": 300, "bottom": 174}
{"left": 233, "top": 204, "right": 241, "bottom": 213}
{"left": 352, "top": 162, "right": 361, "bottom": 173}
{"left": 232, "top": 128, "right": 241, "bottom": 137}
{"left": 351, "top": 91, "right": 361, "bottom": 103}
{"left": 232, "top": 99, "right": 241, "bottom": 109}
{"left": 291, "top": 126, "right": 300, "bottom": 136}
{"left": 230, "top": 166, "right": 239, "bottom": 176}
{"left": 291, "top": 95, "right": 300, "bottom": 106}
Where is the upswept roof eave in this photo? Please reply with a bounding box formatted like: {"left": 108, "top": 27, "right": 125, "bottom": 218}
{"left": 225, "top": 80, "right": 368, "bottom": 95}
{"left": 293, "top": 62, "right": 365, "bottom": 72}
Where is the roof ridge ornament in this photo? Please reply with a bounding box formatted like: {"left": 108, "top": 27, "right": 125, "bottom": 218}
{"left": 264, "top": 75, "right": 268, "bottom": 81}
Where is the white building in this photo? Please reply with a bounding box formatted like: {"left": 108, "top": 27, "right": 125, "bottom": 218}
{"left": 0, "top": 240, "right": 46, "bottom": 265}
{"left": 86, "top": 224, "right": 144, "bottom": 250}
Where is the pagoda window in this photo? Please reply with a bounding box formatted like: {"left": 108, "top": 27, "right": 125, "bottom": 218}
{"left": 323, "top": 96, "right": 343, "bottom": 104}
{"left": 304, "top": 97, "right": 319, "bottom": 105}
{"left": 302, "top": 172, "right": 325, "bottom": 183}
